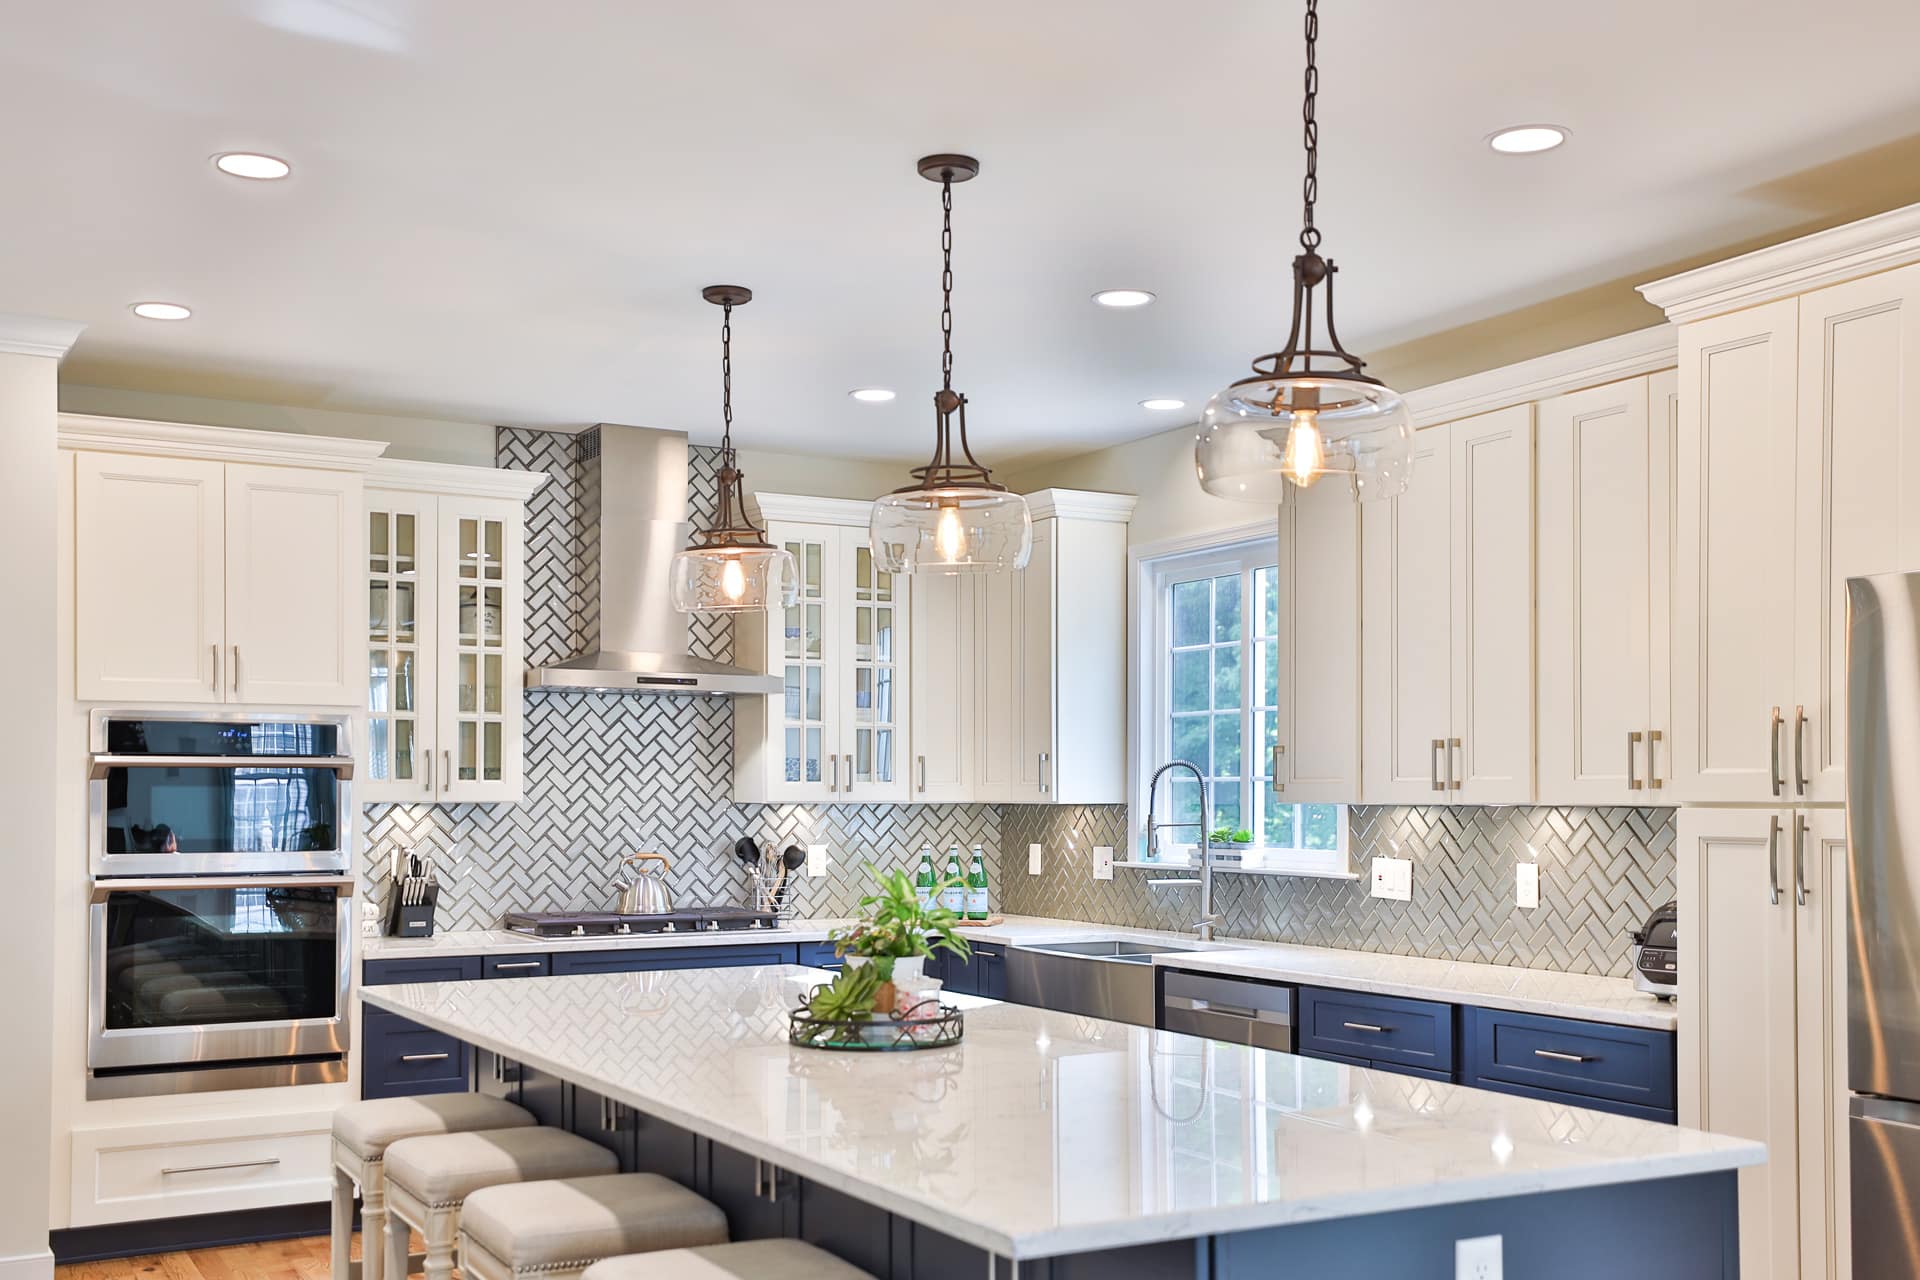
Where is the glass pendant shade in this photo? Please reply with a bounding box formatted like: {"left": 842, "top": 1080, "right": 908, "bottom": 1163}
{"left": 1196, "top": 373, "right": 1413, "bottom": 503}
{"left": 870, "top": 485, "right": 1032, "bottom": 575}
{"left": 669, "top": 541, "right": 798, "bottom": 613}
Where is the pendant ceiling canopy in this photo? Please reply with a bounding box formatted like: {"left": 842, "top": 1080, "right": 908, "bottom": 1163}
{"left": 669, "top": 285, "right": 800, "bottom": 614}
{"left": 870, "top": 154, "right": 1032, "bottom": 576}
{"left": 1195, "top": 0, "right": 1413, "bottom": 505}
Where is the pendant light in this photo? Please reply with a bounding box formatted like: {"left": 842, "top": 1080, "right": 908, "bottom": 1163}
{"left": 870, "top": 155, "right": 1032, "bottom": 575}
{"left": 1195, "top": 0, "right": 1413, "bottom": 504}
{"left": 669, "top": 286, "right": 799, "bottom": 614}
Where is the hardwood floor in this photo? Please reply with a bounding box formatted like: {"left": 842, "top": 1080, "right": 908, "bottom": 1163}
{"left": 57, "top": 1235, "right": 344, "bottom": 1280}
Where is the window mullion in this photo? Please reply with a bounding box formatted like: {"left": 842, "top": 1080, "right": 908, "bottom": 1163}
{"left": 1240, "top": 558, "right": 1256, "bottom": 841}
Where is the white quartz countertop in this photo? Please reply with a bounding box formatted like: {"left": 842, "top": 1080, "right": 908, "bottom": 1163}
{"left": 362, "top": 966, "right": 1756, "bottom": 1260}
{"left": 362, "top": 914, "right": 1675, "bottom": 1031}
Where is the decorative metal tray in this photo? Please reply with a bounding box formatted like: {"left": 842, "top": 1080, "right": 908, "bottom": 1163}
{"left": 788, "top": 998, "right": 964, "bottom": 1052}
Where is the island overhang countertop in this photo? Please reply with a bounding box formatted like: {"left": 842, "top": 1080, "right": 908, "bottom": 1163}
{"left": 361, "top": 966, "right": 1760, "bottom": 1261}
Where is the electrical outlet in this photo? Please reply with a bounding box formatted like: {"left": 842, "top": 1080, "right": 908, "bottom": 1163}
{"left": 1092, "top": 845, "right": 1114, "bottom": 881}
{"left": 806, "top": 844, "right": 829, "bottom": 878}
{"left": 1370, "top": 856, "right": 1412, "bottom": 901}
{"left": 1515, "top": 861, "right": 1539, "bottom": 910}
{"left": 1028, "top": 842, "right": 1043, "bottom": 875}
{"left": 1455, "top": 1234, "right": 1502, "bottom": 1280}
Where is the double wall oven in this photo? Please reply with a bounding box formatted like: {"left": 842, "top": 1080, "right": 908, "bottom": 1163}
{"left": 87, "top": 712, "right": 356, "bottom": 1098}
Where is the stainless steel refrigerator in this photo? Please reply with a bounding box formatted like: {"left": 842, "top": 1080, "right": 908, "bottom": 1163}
{"left": 1846, "top": 571, "right": 1920, "bottom": 1276}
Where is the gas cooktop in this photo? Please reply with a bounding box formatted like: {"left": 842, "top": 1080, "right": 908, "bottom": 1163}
{"left": 502, "top": 906, "right": 783, "bottom": 939}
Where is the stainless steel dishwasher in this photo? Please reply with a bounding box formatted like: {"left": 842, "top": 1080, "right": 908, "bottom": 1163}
{"left": 1159, "top": 969, "right": 1294, "bottom": 1051}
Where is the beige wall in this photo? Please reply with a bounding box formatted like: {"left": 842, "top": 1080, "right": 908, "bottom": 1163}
{"left": 1003, "top": 422, "right": 1258, "bottom": 550}
{"left": 0, "top": 342, "right": 64, "bottom": 1280}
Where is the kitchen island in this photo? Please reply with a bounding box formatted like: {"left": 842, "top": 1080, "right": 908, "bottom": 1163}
{"left": 362, "top": 965, "right": 1758, "bottom": 1278}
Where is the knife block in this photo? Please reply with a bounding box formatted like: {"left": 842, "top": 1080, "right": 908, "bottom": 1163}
{"left": 387, "top": 885, "right": 438, "bottom": 938}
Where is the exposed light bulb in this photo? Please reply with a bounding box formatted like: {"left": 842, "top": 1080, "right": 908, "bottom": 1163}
{"left": 1283, "top": 408, "right": 1325, "bottom": 487}
{"left": 720, "top": 557, "right": 747, "bottom": 602}
{"left": 935, "top": 503, "right": 967, "bottom": 563}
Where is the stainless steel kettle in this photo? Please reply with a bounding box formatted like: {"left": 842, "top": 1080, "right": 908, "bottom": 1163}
{"left": 615, "top": 852, "right": 674, "bottom": 914}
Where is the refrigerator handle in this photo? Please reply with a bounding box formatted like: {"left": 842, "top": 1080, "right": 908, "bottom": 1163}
{"left": 1767, "top": 815, "right": 1783, "bottom": 906}
{"left": 1794, "top": 812, "right": 1810, "bottom": 907}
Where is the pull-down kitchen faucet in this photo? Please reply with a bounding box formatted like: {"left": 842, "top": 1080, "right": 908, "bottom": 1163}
{"left": 1144, "top": 759, "right": 1219, "bottom": 942}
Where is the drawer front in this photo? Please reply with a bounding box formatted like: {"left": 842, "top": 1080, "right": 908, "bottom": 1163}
{"left": 361, "top": 1009, "right": 469, "bottom": 1098}
{"left": 1297, "top": 986, "right": 1455, "bottom": 1072}
{"left": 71, "top": 1113, "right": 334, "bottom": 1226}
{"left": 1461, "top": 1007, "right": 1675, "bottom": 1110}
{"left": 484, "top": 953, "right": 551, "bottom": 979}
{"left": 1300, "top": 1048, "right": 1371, "bottom": 1069}
{"left": 364, "top": 955, "right": 482, "bottom": 986}
{"left": 549, "top": 944, "right": 797, "bottom": 976}
{"left": 1464, "top": 1074, "right": 1677, "bottom": 1124}
{"left": 797, "top": 942, "right": 842, "bottom": 969}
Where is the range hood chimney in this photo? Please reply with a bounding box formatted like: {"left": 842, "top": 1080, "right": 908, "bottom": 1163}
{"left": 526, "top": 424, "right": 780, "bottom": 696}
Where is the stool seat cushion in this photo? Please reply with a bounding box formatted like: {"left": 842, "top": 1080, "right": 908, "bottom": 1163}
{"left": 333, "top": 1095, "right": 535, "bottom": 1162}
{"left": 386, "top": 1127, "right": 617, "bottom": 1207}
{"left": 584, "top": 1240, "right": 873, "bottom": 1280}
{"left": 463, "top": 1173, "right": 727, "bottom": 1268}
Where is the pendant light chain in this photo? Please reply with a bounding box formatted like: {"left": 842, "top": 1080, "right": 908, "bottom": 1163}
{"left": 1300, "top": 0, "right": 1320, "bottom": 252}
{"left": 719, "top": 299, "right": 735, "bottom": 453}
{"left": 940, "top": 172, "right": 955, "bottom": 393}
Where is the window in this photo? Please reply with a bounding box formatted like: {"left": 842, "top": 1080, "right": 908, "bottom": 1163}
{"left": 1142, "top": 537, "right": 1347, "bottom": 874}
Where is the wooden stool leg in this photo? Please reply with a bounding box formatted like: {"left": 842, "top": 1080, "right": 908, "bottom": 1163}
{"left": 385, "top": 1209, "right": 413, "bottom": 1280}
{"left": 421, "top": 1209, "right": 458, "bottom": 1280}
{"left": 361, "top": 1179, "right": 388, "bottom": 1280}
{"left": 330, "top": 1167, "right": 354, "bottom": 1280}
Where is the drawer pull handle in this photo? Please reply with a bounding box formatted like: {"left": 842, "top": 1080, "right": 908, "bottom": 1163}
{"left": 400, "top": 1052, "right": 451, "bottom": 1063}
{"left": 493, "top": 961, "right": 542, "bottom": 970}
{"left": 161, "top": 1158, "right": 281, "bottom": 1176}
{"left": 1342, "top": 1021, "right": 1390, "bottom": 1034}
{"left": 1533, "top": 1049, "right": 1592, "bottom": 1064}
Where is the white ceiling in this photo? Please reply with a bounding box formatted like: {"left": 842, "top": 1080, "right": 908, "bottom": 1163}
{"left": 7, "top": 1, "right": 1920, "bottom": 462}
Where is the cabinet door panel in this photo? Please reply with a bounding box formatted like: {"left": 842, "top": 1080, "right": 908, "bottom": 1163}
{"left": 75, "top": 452, "right": 226, "bottom": 703}
{"left": 1797, "top": 809, "right": 1850, "bottom": 1280}
{"left": 1674, "top": 302, "right": 1799, "bottom": 802}
{"left": 225, "top": 464, "right": 361, "bottom": 705}
{"left": 910, "top": 573, "right": 973, "bottom": 801}
{"left": 841, "top": 532, "right": 909, "bottom": 802}
{"left": 1538, "top": 378, "right": 1655, "bottom": 804}
{"left": 1794, "top": 264, "right": 1920, "bottom": 805}
{"left": 1016, "top": 520, "right": 1057, "bottom": 799}
{"left": 1276, "top": 479, "right": 1361, "bottom": 801}
{"left": 972, "top": 560, "right": 1025, "bottom": 801}
{"left": 1678, "top": 807, "right": 1799, "bottom": 1279}
{"left": 435, "top": 497, "right": 524, "bottom": 802}
{"left": 1362, "top": 428, "right": 1452, "bottom": 802}
{"left": 364, "top": 491, "right": 437, "bottom": 801}
{"left": 1450, "top": 404, "right": 1534, "bottom": 803}
{"left": 765, "top": 524, "right": 837, "bottom": 802}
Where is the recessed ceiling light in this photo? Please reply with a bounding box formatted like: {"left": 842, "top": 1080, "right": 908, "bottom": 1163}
{"left": 1093, "top": 289, "right": 1156, "bottom": 309}
{"left": 130, "top": 301, "right": 192, "bottom": 321}
{"left": 213, "top": 152, "right": 292, "bottom": 180}
{"left": 1140, "top": 398, "right": 1186, "bottom": 411}
{"left": 848, "top": 388, "right": 896, "bottom": 403}
{"left": 1487, "top": 125, "right": 1568, "bottom": 155}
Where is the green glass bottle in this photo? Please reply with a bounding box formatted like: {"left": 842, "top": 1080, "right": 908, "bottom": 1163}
{"left": 940, "top": 847, "right": 966, "bottom": 915}
{"left": 914, "top": 848, "right": 936, "bottom": 909}
{"left": 966, "top": 844, "right": 989, "bottom": 920}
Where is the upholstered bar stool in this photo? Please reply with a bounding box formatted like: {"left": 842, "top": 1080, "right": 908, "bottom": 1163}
{"left": 585, "top": 1241, "right": 874, "bottom": 1280}
{"left": 458, "top": 1172, "right": 728, "bottom": 1280}
{"left": 331, "top": 1095, "right": 536, "bottom": 1280}
{"left": 383, "top": 1127, "right": 620, "bottom": 1280}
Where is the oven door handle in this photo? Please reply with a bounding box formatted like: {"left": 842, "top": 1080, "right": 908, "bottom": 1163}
{"left": 88, "top": 754, "right": 356, "bottom": 781}
{"left": 90, "top": 875, "right": 356, "bottom": 903}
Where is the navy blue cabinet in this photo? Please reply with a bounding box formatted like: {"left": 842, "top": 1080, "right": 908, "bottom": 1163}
{"left": 483, "top": 953, "right": 551, "bottom": 979}
{"left": 797, "top": 941, "right": 842, "bottom": 970}
{"left": 361, "top": 956, "right": 483, "bottom": 1099}
{"left": 1297, "top": 986, "right": 1456, "bottom": 1076}
{"left": 549, "top": 943, "right": 797, "bottom": 976}
{"left": 1460, "top": 1007, "right": 1676, "bottom": 1122}
{"left": 934, "top": 942, "right": 1004, "bottom": 998}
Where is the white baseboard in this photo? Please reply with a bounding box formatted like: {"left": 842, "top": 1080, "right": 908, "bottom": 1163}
{"left": 0, "top": 1249, "right": 54, "bottom": 1280}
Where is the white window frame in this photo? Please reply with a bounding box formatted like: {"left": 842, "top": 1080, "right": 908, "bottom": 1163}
{"left": 1129, "top": 523, "right": 1349, "bottom": 878}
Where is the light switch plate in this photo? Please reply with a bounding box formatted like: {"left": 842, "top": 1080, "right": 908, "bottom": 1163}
{"left": 1028, "top": 843, "right": 1043, "bottom": 876}
{"left": 1092, "top": 845, "right": 1114, "bottom": 881}
{"left": 806, "top": 844, "right": 829, "bottom": 878}
{"left": 1515, "top": 861, "right": 1539, "bottom": 910}
{"left": 1370, "top": 856, "right": 1412, "bottom": 901}
{"left": 1455, "top": 1234, "right": 1502, "bottom": 1280}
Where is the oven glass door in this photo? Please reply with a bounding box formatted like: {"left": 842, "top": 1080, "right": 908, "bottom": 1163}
{"left": 92, "top": 882, "right": 349, "bottom": 1071}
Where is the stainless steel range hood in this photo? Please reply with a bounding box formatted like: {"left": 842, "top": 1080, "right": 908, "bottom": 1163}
{"left": 526, "top": 424, "right": 780, "bottom": 696}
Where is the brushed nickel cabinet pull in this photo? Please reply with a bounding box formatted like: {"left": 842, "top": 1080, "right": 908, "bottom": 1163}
{"left": 1533, "top": 1049, "right": 1591, "bottom": 1064}
{"left": 1647, "top": 729, "right": 1663, "bottom": 789}
{"left": 211, "top": 643, "right": 220, "bottom": 692}
{"left": 400, "top": 1052, "right": 450, "bottom": 1063}
{"left": 493, "top": 961, "right": 541, "bottom": 970}
{"left": 1793, "top": 705, "right": 1808, "bottom": 796}
{"left": 844, "top": 754, "right": 854, "bottom": 793}
{"left": 423, "top": 747, "right": 432, "bottom": 794}
{"left": 1770, "top": 706, "right": 1784, "bottom": 796}
{"left": 917, "top": 754, "right": 926, "bottom": 794}
{"left": 1431, "top": 739, "right": 1445, "bottom": 792}
{"left": 1627, "top": 730, "right": 1643, "bottom": 791}
{"left": 1767, "top": 814, "right": 1782, "bottom": 906}
{"left": 1271, "top": 742, "right": 1286, "bottom": 793}
{"left": 444, "top": 749, "right": 452, "bottom": 790}
{"left": 1794, "top": 812, "right": 1810, "bottom": 907}
{"left": 1342, "top": 1021, "right": 1389, "bottom": 1034}
{"left": 161, "top": 1157, "right": 281, "bottom": 1176}
{"left": 1448, "top": 737, "right": 1463, "bottom": 791}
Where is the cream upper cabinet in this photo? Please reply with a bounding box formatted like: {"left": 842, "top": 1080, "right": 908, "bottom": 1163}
{"left": 73, "top": 446, "right": 363, "bottom": 707}
{"left": 1015, "top": 518, "right": 1058, "bottom": 799}
{"left": 1792, "top": 263, "right": 1920, "bottom": 805}
{"left": 908, "top": 572, "right": 974, "bottom": 802}
{"left": 1273, "top": 474, "right": 1361, "bottom": 802}
{"left": 1537, "top": 372, "right": 1674, "bottom": 803}
{"left": 74, "top": 452, "right": 227, "bottom": 703}
{"left": 1364, "top": 405, "right": 1533, "bottom": 803}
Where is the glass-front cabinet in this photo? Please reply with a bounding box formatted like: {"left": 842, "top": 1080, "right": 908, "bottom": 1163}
{"left": 362, "top": 463, "right": 542, "bottom": 804}
{"left": 733, "top": 498, "right": 910, "bottom": 803}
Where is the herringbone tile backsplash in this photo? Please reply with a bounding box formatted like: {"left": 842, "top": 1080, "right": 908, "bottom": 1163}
{"left": 1000, "top": 804, "right": 1675, "bottom": 977}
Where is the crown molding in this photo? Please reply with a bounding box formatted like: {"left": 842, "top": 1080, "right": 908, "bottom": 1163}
{"left": 1403, "top": 324, "right": 1677, "bottom": 429}
{"left": 1638, "top": 202, "right": 1920, "bottom": 324}
{"left": 369, "top": 456, "right": 548, "bottom": 501}
{"left": 1023, "top": 488, "right": 1138, "bottom": 523}
{"left": 749, "top": 491, "right": 874, "bottom": 527}
{"left": 0, "top": 313, "right": 84, "bottom": 359}
{"left": 57, "top": 413, "right": 388, "bottom": 470}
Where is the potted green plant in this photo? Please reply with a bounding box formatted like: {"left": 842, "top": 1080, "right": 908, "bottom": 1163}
{"left": 829, "top": 865, "right": 971, "bottom": 1011}
{"left": 1230, "top": 828, "right": 1255, "bottom": 847}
